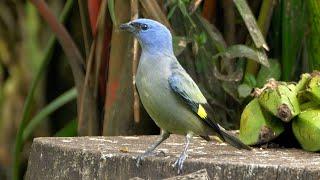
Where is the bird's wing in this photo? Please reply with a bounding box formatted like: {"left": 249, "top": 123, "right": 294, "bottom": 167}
{"left": 168, "top": 61, "right": 251, "bottom": 150}
{"left": 168, "top": 64, "right": 222, "bottom": 132}
{"left": 168, "top": 68, "right": 251, "bottom": 150}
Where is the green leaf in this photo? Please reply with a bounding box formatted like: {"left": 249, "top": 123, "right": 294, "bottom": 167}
{"left": 305, "top": 0, "right": 320, "bottom": 71}
{"left": 167, "top": 4, "right": 178, "bottom": 19}
{"left": 193, "top": 14, "right": 227, "bottom": 52}
{"left": 22, "top": 88, "right": 77, "bottom": 141}
{"left": 54, "top": 120, "right": 77, "bottom": 137}
{"left": 281, "top": 0, "right": 307, "bottom": 80}
{"left": 178, "top": 0, "right": 188, "bottom": 17}
{"left": 244, "top": 73, "right": 257, "bottom": 87}
{"left": 256, "top": 59, "right": 281, "bottom": 87}
{"left": 197, "top": 32, "right": 207, "bottom": 45}
{"left": 238, "top": 83, "right": 253, "bottom": 98}
{"left": 213, "top": 45, "right": 269, "bottom": 67}
{"left": 234, "top": 0, "right": 269, "bottom": 51}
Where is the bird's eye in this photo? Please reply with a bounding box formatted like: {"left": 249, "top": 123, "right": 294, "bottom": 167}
{"left": 141, "top": 24, "right": 148, "bottom": 30}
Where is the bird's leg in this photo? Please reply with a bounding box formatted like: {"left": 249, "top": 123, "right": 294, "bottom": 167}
{"left": 173, "top": 133, "right": 193, "bottom": 174}
{"left": 136, "top": 131, "right": 170, "bottom": 167}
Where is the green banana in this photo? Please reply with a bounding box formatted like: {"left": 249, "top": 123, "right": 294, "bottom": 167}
{"left": 257, "top": 79, "right": 300, "bottom": 122}
{"left": 239, "top": 98, "right": 284, "bottom": 145}
{"left": 305, "top": 72, "right": 320, "bottom": 104}
{"left": 292, "top": 108, "right": 320, "bottom": 151}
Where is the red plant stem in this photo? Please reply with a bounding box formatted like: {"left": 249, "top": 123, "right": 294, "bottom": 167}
{"left": 88, "top": 0, "right": 112, "bottom": 106}
{"left": 202, "top": 0, "right": 216, "bottom": 22}
{"left": 88, "top": 0, "right": 101, "bottom": 36}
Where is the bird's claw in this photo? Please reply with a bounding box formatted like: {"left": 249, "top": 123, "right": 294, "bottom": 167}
{"left": 172, "top": 153, "right": 187, "bottom": 174}
{"left": 136, "top": 151, "right": 165, "bottom": 167}
{"left": 155, "top": 150, "right": 166, "bottom": 157}
{"left": 136, "top": 155, "right": 144, "bottom": 167}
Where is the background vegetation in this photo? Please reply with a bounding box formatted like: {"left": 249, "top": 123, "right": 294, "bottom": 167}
{"left": 0, "top": 0, "right": 318, "bottom": 179}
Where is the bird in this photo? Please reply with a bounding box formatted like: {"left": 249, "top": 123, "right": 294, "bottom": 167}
{"left": 120, "top": 18, "right": 251, "bottom": 173}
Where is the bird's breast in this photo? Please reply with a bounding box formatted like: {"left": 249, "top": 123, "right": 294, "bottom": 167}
{"left": 135, "top": 56, "right": 175, "bottom": 123}
{"left": 136, "top": 57, "right": 171, "bottom": 97}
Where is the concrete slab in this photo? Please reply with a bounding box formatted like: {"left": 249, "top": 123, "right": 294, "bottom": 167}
{"left": 25, "top": 135, "right": 320, "bottom": 179}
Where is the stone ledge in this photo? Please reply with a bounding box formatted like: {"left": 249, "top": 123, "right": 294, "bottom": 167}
{"left": 26, "top": 135, "right": 320, "bottom": 180}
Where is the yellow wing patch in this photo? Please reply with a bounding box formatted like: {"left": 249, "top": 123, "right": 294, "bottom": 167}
{"left": 197, "top": 104, "right": 207, "bottom": 119}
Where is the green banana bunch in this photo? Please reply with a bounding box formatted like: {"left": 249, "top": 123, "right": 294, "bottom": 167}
{"left": 240, "top": 71, "right": 320, "bottom": 150}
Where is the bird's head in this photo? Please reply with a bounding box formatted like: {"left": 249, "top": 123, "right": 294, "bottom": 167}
{"left": 120, "top": 18, "right": 173, "bottom": 54}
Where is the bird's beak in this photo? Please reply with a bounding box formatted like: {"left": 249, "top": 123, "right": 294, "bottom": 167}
{"left": 119, "top": 23, "right": 136, "bottom": 33}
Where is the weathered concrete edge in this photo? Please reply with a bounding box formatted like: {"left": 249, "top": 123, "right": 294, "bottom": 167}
{"left": 26, "top": 138, "right": 320, "bottom": 180}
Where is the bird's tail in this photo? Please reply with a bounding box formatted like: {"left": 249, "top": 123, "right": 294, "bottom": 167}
{"left": 199, "top": 103, "right": 251, "bottom": 150}
{"left": 219, "top": 128, "right": 252, "bottom": 150}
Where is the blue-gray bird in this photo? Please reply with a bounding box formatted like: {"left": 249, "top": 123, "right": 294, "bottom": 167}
{"left": 120, "top": 19, "right": 251, "bottom": 173}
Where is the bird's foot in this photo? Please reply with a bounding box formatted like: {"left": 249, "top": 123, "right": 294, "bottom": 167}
{"left": 172, "top": 152, "right": 188, "bottom": 174}
{"left": 135, "top": 154, "right": 145, "bottom": 167}
{"left": 136, "top": 150, "right": 166, "bottom": 167}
